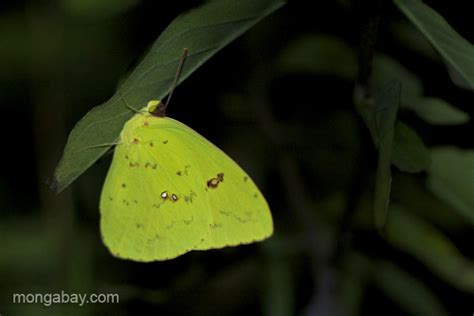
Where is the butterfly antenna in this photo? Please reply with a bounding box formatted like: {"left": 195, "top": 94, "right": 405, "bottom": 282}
{"left": 163, "top": 48, "right": 189, "bottom": 110}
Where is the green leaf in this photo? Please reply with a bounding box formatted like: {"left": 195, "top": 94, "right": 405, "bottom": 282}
{"left": 392, "top": 173, "right": 469, "bottom": 230}
{"left": 52, "top": 0, "right": 285, "bottom": 193}
{"left": 357, "top": 81, "right": 403, "bottom": 227}
{"left": 372, "top": 54, "right": 469, "bottom": 125}
{"left": 411, "top": 97, "right": 469, "bottom": 125}
{"left": 372, "top": 81, "right": 401, "bottom": 229}
{"left": 385, "top": 206, "right": 474, "bottom": 293}
{"left": 370, "top": 57, "right": 431, "bottom": 173}
{"left": 372, "top": 54, "right": 423, "bottom": 106}
{"left": 428, "top": 147, "right": 474, "bottom": 224}
{"left": 394, "top": 0, "right": 474, "bottom": 90}
{"left": 263, "top": 249, "right": 295, "bottom": 316}
{"left": 372, "top": 260, "right": 449, "bottom": 316}
{"left": 392, "top": 122, "right": 430, "bottom": 173}
{"left": 390, "top": 21, "right": 439, "bottom": 61}
{"left": 276, "top": 34, "right": 357, "bottom": 80}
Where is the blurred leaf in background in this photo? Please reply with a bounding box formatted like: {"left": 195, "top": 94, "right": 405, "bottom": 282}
{"left": 428, "top": 147, "right": 474, "bottom": 224}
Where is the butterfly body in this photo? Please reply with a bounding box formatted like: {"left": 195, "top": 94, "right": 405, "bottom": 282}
{"left": 100, "top": 102, "right": 273, "bottom": 261}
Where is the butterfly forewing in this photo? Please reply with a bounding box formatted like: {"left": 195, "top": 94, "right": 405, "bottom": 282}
{"left": 100, "top": 115, "right": 212, "bottom": 261}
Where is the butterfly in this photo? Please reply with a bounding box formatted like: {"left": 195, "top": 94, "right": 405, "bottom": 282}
{"left": 99, "top": 49, "right": 273, "bottom": 261}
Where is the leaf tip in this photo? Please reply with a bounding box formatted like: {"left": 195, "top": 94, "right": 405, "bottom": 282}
{"left": 46, "top": 176, "right": 60, "bottom": 194}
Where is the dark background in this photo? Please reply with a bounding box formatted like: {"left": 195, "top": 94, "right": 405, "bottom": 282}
{"left": 1, "top": 0, "right": 473, "bottom": 315}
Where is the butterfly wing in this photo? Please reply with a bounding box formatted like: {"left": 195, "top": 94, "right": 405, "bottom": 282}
{"left": 100, "top": 116, "right": 213, "bottom": 262}
{"left": 100, "top": 114, "right": 273, "bottom": 262}
{"left": 154, "top": 118, "right": 273, "bottom": 251}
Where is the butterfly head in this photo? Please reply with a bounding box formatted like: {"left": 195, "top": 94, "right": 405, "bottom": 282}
{"left": 147, "top": 100, "right": 167, "bottom": 117}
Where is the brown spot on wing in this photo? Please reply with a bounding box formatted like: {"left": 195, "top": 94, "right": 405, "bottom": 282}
{"left": 217, "top": 173, "right": 224, "bottom": 182}
{"left": 207, "top": 172, "right": 225, "bottom": 189}
{"left": 207, "top": 178, "right": 220, "bottom": 188}
{"left": 210, "top": 222, "right": 222, "bottom": 229}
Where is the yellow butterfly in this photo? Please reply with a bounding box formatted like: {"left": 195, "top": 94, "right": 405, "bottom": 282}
{"left": 100, "top": 49, "right": 273, "bottom": 261}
